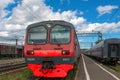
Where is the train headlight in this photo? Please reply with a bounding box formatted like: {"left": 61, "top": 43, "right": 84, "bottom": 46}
{"left": 62, "top": 50, "right": 70, "bottom": 55}
{"left": 27, "top": 50, "right": 34, "bottom": 55}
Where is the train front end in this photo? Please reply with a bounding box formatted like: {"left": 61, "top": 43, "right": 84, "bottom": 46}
{"left": 24, "top": 21, "right": 77, "bottom": 78}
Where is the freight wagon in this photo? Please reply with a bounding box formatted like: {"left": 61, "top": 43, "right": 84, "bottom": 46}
{"left": 0, "top": 43, "right": 23, "bottom": 58}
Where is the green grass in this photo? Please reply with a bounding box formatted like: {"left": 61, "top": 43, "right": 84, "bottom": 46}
{"left": 13, "top": 61, "right": 24, "bottom": 65}
{"left": 0, "top": 68, "right": 33, "bottom": 80}
{"left": 108, "top": 64, "right": 120, "bottom": 74}
{"left": 0, "top": 57, "right": 81, "bottom": 80}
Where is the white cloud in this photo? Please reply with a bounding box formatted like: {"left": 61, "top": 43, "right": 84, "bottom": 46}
{"left": 0, "top": 0, "right": 14, "bottom": 8}
{"left": 0, "top": 0, "right": 14, "bottom": 19}
{"left": 0, "top": 31, "right": 8, "bottom": 37}
{"left": 77, "top": 22, "right": 120, "bottom": 33}
{"left": 79, "top": 11, "right": 84, "bottom": 15}
{"left": 0, "top": 0, "right": 86, "bottom": 38}
{"left": 0, "top": 0, "right": 120, "bottom": 41}
{"left": 70, "top": 17, "right": 86, "bottom": 26}
{"left": 97, "top": 5, "right": 118, "bottom": 16}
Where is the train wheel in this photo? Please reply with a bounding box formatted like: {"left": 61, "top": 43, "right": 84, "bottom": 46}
{"left": 110, "top": 61, "right": 116, "bottom": 66}
{"left": 113, "top": 61, "right": 117, "bottom": 66}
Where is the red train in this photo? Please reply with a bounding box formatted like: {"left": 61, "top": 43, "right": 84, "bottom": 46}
{"left": 24, "top": 20, "right": 80, "bottom": 78}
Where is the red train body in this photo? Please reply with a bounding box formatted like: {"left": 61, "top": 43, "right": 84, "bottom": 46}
{"left": 24, "top": 20, "right": 80, "bottom": 78}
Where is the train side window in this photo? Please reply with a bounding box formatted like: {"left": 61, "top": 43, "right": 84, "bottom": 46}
{"left": 28, "top": 26, "right": 47, "bottom": 44}
{"left": 50, "top": 25, "right": 70, "bottom": 44}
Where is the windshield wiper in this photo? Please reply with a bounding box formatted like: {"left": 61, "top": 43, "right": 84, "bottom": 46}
{"left": 52, "top": 36, "right": 61, "bottom": 45}
{"left": 53, "top": 37, "right": 58, "bottom": 43}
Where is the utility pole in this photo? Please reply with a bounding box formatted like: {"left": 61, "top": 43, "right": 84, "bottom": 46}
{"left": 15, "top": 36, "right": 18, "bottom": 58}
{"left": 77, "top": 31, "right": 103, "bottom": 48}
{"left": 97, "top": 31, "right": 102, "bottom": 41}
{"left": 91, "top": 42, "right": 93, "bottom": 47}
{"left": 16, "top": 38, "right": 18, "bottom": 46}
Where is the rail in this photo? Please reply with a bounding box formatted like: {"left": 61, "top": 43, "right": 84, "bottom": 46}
{"left": 0, "top": 63, "right": 27, "bottom": 76}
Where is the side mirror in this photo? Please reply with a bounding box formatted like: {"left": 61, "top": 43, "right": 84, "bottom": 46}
{"left": 75, "top": 39, "right": 77, "bottom": 46}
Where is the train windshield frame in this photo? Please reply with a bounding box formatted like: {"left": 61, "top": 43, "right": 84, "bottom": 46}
{"left": 27, "top": 26, "right": 47, "bottom": 44}
{"left": 50, "top": 25, "right": 70, "bottom": 44}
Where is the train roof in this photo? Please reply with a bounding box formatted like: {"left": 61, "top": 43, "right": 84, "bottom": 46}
{"left": 26, "top": 20, "right": 74, "bottom": 30}
{"left": 0, "top": 43, "right": 23, "bottom": 47}
{"left": 90, "top": 38, "right": 120, "bottom": 49}
{"left": 105, "top": 38, "right": 120, "bottom": 41}
{"left": 0, "top": 43, "right": 15, "bottom": 46}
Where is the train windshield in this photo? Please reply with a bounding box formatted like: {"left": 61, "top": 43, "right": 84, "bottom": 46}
{"left": 28, "top": 26, "right": 47, "bottom": 44}
{"left": 50, "top": 25, "right": 70, "bottom": 44}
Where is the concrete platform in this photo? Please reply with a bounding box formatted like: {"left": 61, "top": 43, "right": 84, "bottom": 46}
{"left": 75, "top": 54, "right": 120, "bottom": 80}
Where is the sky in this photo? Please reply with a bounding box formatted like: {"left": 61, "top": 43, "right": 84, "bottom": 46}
{"left": 0, "top": 0, "right": 120, "bottom": 48}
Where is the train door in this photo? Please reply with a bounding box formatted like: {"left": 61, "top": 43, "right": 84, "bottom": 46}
{"left": 108, "top": 44, "right": 119, "bottom": 57}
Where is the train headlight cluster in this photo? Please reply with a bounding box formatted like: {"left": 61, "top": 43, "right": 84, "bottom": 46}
{"left": 27, "top": 50, "right": 34, "bottom": 55}
{"left": 62, "top": 50, "right": 70, "bottom": 55}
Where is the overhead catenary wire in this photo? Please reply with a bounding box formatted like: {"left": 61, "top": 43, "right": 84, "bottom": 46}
{"left": 103, "top": 0, "right": 120, "bottom": 22}
{"left": 109, "top": 6, "right": 120, "bottom": 20}
{"left": 20, "top": 1, "right": 41, "bottom": 21}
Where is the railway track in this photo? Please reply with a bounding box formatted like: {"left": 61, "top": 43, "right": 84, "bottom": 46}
{"left": 0, "top": 63, "right": 27, "bottom": 76}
